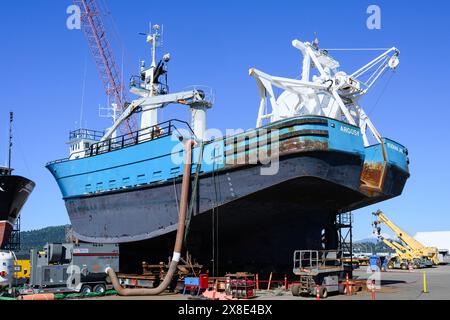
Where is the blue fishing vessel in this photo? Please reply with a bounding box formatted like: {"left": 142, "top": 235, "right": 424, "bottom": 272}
{"left": 47, "top": 29, "right": 409, "bottom": 274}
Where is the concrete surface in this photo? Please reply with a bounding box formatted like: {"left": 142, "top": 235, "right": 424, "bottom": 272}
{"left": 89, "top": 264, "right": 450, "bottom": 300}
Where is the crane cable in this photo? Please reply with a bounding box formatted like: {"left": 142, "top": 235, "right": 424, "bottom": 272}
{"left": 367, "top": 71, "right": 395, "bottom": 116}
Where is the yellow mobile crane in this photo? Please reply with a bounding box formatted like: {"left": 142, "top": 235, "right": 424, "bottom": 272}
{"left": 378, "top": 236, "right": 413, "bottom": 269}
{"left": 373, "top": 210, "right": 440, "bottom": 265}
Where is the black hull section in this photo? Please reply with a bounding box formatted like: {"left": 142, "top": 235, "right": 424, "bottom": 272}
{"left": 65, "top": 150, "right": 408, "bottom": 274}
{"left": 67, "top": 151, "right": 365, "bottom": 242}
{"left": 0, "top": 175, "right": 35, "bottom": 248}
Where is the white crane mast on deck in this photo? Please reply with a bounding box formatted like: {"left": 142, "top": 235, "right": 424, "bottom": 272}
{"left": 101, "top": 23, "right": 213, "bottom": 142}
{"left": 250, "top": 38, "right": 400, "bottom": 147}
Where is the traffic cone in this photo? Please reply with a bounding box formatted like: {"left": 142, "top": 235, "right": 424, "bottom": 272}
{"left": 212, "top": 280, "right": 218, "bottom": 300}
{"left": 256, "top": 274, "right": 259, "bottom": 290}
{"left": 316, "top": 285, "right": 320, "bottom": 300}
{"left": 284, "top": 274, "right": 288, "bottom": 291}
{"left": 346, "top": 273, "right": 350, "bottom": 296}
{"left": 371, "top": 280, "right": 376, "bottom": 300}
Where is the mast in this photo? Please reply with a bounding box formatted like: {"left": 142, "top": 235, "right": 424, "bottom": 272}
{"left": 8, "top": 112, "right": 13, "bottom": 171}
{"left": 74, "top": 0, "right": 137, "bottom": 135}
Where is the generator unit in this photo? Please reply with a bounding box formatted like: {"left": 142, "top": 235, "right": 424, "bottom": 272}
{"left": 26, "top": 243, "right": 119, "bottom": 294}
{"left": 0, "top": 251, "right": 15, "bottom": 288}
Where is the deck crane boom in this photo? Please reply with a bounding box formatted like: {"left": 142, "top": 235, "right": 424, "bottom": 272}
{"left": 249, "top": 38, "right": 400, "bottom": 193}
{"left": 73, "top": 0, "right": 137, "bottom": 134}
{"left": 99, "top": 23, "right": 213, "bottom": 143}
{"left": 373, "top": 210, "right": 440, "bottom": 265}
{"left": 250, "top": 38, "right": 400, "bottom": 147}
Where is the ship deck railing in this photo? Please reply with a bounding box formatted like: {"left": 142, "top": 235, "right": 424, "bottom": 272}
{"left": 69, "top": 128, "right": 105, "bottom": 142}
{"left": 47, "top": 119, "right": 194, "bottom": 165}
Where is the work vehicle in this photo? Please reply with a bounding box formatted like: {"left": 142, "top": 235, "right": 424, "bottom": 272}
{"left": 379, "top": 236, "right": 431, "bottom": 269}
{"left": 0, "top": 251, "right": 15, "bottom": 288}
{"left": 13, "top": 252, "right": 31, "bottom": 285}
{"left": 373, "top": 210, "right": 439, "bottom": 265}
{"left": 0, "top": 250, "right": 24, "bottom": 297}
{"left": 21, "top": 243, "right": 119, "bottom": 295}
{"left": 386, "top": 256, "right": 419, "bottom": 270}
{"left": 291, "top": 250, "right": 349, "bottom": 298}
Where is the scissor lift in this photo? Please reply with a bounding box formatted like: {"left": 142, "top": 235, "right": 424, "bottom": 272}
{"left": 291, "top": 250, "right": 348, "bottom": 298}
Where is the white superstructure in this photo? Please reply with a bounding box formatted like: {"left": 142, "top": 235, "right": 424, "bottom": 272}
{"left": 250, "top": 38, "right": 400, "bottom": 147}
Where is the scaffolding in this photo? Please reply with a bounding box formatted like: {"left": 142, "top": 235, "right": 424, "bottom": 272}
{"left": 336, "top": 212, "right": 353, "bottom": 266}
{"left": 3, "top": 217, "right": 21, "bottom": 251}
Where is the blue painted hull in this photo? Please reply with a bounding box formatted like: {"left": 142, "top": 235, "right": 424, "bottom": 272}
{"left": 47, "top": 116, "right": 410, "bottom": 273}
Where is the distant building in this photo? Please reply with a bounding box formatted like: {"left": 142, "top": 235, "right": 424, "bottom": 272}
{"left": 414, "top": 231, "right": 450, "bottom": 263}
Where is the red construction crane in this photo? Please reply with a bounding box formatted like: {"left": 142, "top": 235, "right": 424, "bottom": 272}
{"left": 74, "top": 0, "right": 137, "bottom": 134}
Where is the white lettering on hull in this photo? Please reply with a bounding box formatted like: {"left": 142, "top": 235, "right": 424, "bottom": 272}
{"left": 340, "top": 126, "right": 360, "bottom": 136}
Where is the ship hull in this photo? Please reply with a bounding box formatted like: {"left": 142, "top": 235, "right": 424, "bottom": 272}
{"left": 0, "top": 175, "right": 35, "bottom": 248}
{"left": 47, "top": 116, "right": 410, "bottom": 274}
{"left": 65, "top": 151, "right": 408, "bottom": 274}
{"left": 0, "top": 221, "right": 13, "bottom": 249}
{"left": 67, "top": 151, "right": 367, "bottom": 243}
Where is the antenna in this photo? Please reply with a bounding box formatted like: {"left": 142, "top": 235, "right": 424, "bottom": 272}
{"left": 8, "top": 112, "right": 13, "bottom": 170}
{"left": 99, "top": 101, "right": 119, "bottom": 139}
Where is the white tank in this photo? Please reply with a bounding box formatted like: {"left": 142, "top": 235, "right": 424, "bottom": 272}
{"left": 0, "top": 251, "right": 15, "bottom": 287}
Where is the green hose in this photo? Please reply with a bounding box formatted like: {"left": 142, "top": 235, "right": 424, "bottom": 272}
{"left": 0, "top": 296, "right": 16, "bottom": 301}
{"left": 54, "top": 290, "right": 118, "bottom": 300}
{"left": 105, "top": 290, "right": 117, "bottom": 295}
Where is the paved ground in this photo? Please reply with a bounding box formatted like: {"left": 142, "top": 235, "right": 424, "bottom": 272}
{"left": 92, "top": 264, "right": 450, "bottom": 300}
{"left": 257, "top": 264, "right": 450, "bottom": 300}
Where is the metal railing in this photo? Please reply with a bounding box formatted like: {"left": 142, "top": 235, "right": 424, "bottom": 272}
{"left": 293, "top": 250, "right": 343, "bottom": 272}
{"left": 86, "top": 119, "right": 192, "bottom": 157}
{"left": 69, "top": 128, "right": 105, "bottom": 141}
{"left": 130, "top": 75, "right": 170, "bottom": 95}
{"left": 47, "top": 119, "right": 194, "bottom": 165}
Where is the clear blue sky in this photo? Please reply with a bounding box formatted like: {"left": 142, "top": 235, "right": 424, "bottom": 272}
{"left": 0, "top": 0, "right": 449, "bottom": 240}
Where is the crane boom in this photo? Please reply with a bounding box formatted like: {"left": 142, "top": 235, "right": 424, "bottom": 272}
{"left": 373, "top": 210, "right": 440, "bottom": 264}
{"left": 74, "top": 0, "right": 137, "bottom": 134}
{"left": 373, "top": 210, "right": 423, "bottom": 249}
{"left": 380, "top": 236, "right": 413, "bottom": 260}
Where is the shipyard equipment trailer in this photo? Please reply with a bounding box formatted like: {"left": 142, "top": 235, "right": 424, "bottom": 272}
{"left": 22, "top": 243, "right": 119, "bottom": 295}
{"left": 291, "top": 250, "right": 350, "bottom": 298}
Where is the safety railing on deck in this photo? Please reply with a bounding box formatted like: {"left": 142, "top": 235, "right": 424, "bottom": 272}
{"left": 47, "top": 119, "right": 194, "bottom": 165}
{"left": 87, "top": 119, "right": 193, "bottom": 157}
{"left": 69, "top": 128, "right": 105, "bottom": 141}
